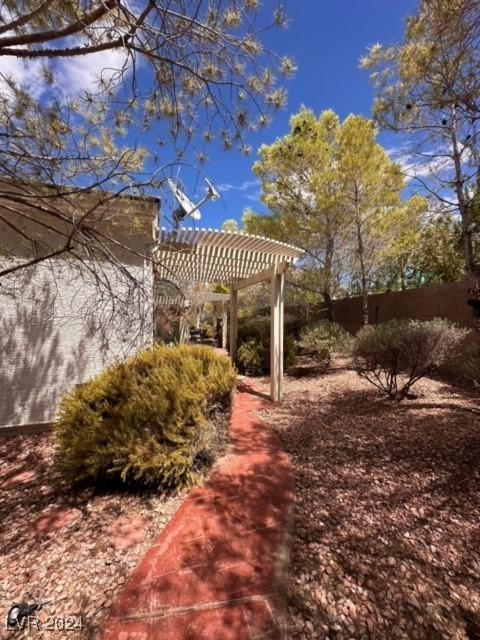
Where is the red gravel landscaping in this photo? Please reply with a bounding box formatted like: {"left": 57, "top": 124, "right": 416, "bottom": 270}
{"left": 0, "top": 433, "right": 183, "bottom": 639}
{"left": 260, "top": 364, "right": 480, "bottom": 640}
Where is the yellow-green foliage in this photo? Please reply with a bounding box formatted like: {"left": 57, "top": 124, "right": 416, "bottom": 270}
{"left": 54, "top": 345, "right": 236, "bottom": 489}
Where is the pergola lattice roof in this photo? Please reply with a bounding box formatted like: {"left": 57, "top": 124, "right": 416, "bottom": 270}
{"left": 156, "top": 291, "right": 230, "bottom": 306}
{"left": 153, "top": 227, "right": 305, "bottom": 402}
{"left": 154, "top": 228, "right": 304, "bottom": 285}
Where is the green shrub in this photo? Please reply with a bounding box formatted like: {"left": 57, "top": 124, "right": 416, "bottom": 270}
{"left": 54, "top": 344, "right": 236, "bottom": 489}
{"left": 439, "top": 339, "right": 480, "bottom": 387}
{"left": 298, "top": 320, "right": 351, "bottom": 356}
{"left": 236, "top": 335, "right": 296, "bottom": 376}
{"left": 237, "top": 316, "right": 270, "bottom": 343}
{"left": 352, "top": 318, "right": 467, "bottom": 400}
{"left": 201, "top": 321, "right": 215, "bottom": 339}
{"left": 237, "top": 339, "right": 268, "bottom": 376}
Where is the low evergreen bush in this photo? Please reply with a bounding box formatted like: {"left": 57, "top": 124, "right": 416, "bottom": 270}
{"left": 237, "top": 339, "right": 268, "bottom": 376}
{"left": 298, "top": 320, "right": 351, "bottom": 357}
{"left": 236, "top": 334, "right": 296, "bottom": 376}
{"left": 54, "top": 344, "right": 236, "bottom": 489}
{"left": 237, "top": 316, "right": 270, "bottom": 344}
{"left": 236, "top": 316, "right": 296, "bottom": 376}
{"left": 201, "top": 321, "right": 215, "bottom": 339}
{"left": 352, "top": 318, "right": 467, "bottom": 400}
{"left": 439, "top": 340, "right": 480, "bottom": 388}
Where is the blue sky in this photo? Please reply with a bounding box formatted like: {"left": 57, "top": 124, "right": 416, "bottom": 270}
{"left": 0, "top": 2, "right": 419, "bottom": 227}
{"left": 178, "top": 0, "right": 419, "bottom": 231}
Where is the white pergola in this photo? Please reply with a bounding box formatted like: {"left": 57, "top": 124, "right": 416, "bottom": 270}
{"left": 156, "top": 290, "right": 230, "bottom": 346}
{"left": 154, "top": 228, "right": 304, "bottom": 401}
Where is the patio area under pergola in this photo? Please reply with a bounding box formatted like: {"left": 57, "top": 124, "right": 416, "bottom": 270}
{"left": 153, "top": 228, "right": 304, "bottom": 401}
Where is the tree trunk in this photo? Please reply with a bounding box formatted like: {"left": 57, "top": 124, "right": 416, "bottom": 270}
{"left": 355, "top": 202, "right": 369, "bottom": 326}
{"left": 450, "top": 106, "right": 480, "bottom": 330}
{"left": 323, "top": 233, "right": 335, "bottom": 321}
{"left": 322, "top": 290, "right": 335, "bottom": 322}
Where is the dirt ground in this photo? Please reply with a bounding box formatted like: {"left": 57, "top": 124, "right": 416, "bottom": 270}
{"left": 260, "top": 364, "right": 480, "bottom": 640}
{"left": 0, "top": 433, "right": 184, "bottom": 639}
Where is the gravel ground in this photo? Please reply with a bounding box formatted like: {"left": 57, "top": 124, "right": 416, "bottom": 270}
{"left": 0, "top": 432, "right": 184, "bottom": 639}
{"left": 260, "top": 363, "right": 480, "bottom": 640}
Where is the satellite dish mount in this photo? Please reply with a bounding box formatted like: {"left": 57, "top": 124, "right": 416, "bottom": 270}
{"left": 168, "top": 178, "right": 220, "bottom": 230}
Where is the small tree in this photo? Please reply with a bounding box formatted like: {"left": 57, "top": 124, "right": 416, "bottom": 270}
{"left": 352, "top": 318, "right": 467, "bottom": 400}
{"left": 246, "top": 109, "right": 349, "bottom": 321}
{"left": 361, "top": 0, "right": 480, "bottom": 325}
{"left": 246, "top": 109, "right": 427, "bottom": 325}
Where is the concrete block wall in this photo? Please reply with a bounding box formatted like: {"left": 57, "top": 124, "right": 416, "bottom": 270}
{"left": 324, "top": 280, "right": 475, "bottom": 334}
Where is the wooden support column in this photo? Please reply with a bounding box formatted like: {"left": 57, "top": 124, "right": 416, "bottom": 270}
{"left": 179, "top": 315, "right": 189, "bottom": 343}
{"left": 222, "top": 302, "right": 228, "bottom": 351}
{"left": 270, "top": 266, "right": 285, "bottom": 402}
{"left": 229, "top": 289, "right": 238, "bottom": 360}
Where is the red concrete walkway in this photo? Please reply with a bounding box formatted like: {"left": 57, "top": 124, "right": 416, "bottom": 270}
{"left": 102, "top": 380, "right": 294, "bottom": 640}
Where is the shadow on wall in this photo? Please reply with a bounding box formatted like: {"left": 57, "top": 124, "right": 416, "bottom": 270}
{"left": 0, "top": 260, "right": 154, "bottom": 429}
{"left": 0, "top": 271, "right": 89, "bottom": 427}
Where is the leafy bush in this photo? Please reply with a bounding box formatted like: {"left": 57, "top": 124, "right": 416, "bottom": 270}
{"left": 439, "top": 339, "right": 480, "bottom": 387}
{"left": 201, "top": 321, "right": 216, "bottom": 339}
{"left": 236, "top": 334, "right": 296, "bottom": 376}
{"left": 238, "top": 316, "right": 270, "bottom": 343}
{"left": 54, "top": 345, "right": 236, "bottom": 489}
{"left": 352, "top": 318, "right": 467, "bottom": 400}
{"left": 298, "top": 320, "right": 351, "bottom": 356}
{"left": 237, "top": 339, "right": 268, "bottom": 376}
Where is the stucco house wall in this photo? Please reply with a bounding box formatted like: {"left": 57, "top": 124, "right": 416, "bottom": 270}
{"left": 0, "top": 189, "right": 159, "bottom": 431}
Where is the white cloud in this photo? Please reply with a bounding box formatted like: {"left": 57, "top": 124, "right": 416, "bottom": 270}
{"left": 388, "top": 146, "right": 454, "bottom": 183}
{"left": 57, "top": 49, "right": 130, "bottom": 97}
{"left": 0, "top": 48, "right": 130, "bottom": 106}
{"left": 0, "top": 56, "right": 45, "bottom": 99}
{"left": 217, "top": 179, "right": 259, "bottom": 193}
{"left": 246, "top": 189, "right": 262, "bottom": 202}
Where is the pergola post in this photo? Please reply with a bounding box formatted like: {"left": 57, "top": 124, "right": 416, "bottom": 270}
{"left": 155, "top": 230, "right": 304, "bottom": 402}
{"left": 229, "top": 289, "right": 238, "bottom": 360}
{"left": 270, "top": 266, "right": 285, "bottom": 402}
{"left": 179, "top": 315, "right": 189, "bottom": 343}
{"left": 222, "top": 301, "right": 228, "bottom": 350}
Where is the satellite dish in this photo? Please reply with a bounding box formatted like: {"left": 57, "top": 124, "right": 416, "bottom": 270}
{"left": 167, "top": 179, "right": 201, "bottom": 220}
{"left": 205, "top": 178, "right": 220, "bottom": 201}
{"left": 167, "top": 177, "right": 220, "bottom": 229}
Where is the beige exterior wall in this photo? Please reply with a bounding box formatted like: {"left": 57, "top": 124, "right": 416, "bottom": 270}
{"left": 0, "top": 190, "right": 159, "bottom": 430}
{"left": 324, "top": 281, "right": 475, "bottom": 334}
{"left": 0, "top": 261, "right": 154, "bottom": 429}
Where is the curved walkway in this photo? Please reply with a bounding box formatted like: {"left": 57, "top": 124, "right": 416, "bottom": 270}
{"left": 102, "top": 380, "right": 294, "bottom": 640}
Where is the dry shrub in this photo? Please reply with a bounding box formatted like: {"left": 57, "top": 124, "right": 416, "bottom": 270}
{"left": 298, "top": 320, "right": 351, "bottom": 357}
{"left": 54, "top": 344, "right": 236, "bottom": 489}
{"left": 352, "top": 318, "right": 467, "bottom": 400}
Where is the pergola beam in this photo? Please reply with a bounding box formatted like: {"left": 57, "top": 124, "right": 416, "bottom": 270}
{"left": 222, "top": 302, "right": 228, "bottom": 350}
{"left": 232, "top": 261, "right": 289, "bottom": 292}
{"left": 270, "top": 267, "right": 285, "bottom": 402}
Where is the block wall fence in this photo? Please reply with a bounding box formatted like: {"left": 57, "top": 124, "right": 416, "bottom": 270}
{"left": 318, "top": 280, "right": 475, "bottom": 335}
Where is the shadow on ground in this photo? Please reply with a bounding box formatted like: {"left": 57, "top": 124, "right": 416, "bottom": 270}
{"left": 262, "top": 370, "right": 480, "bottom": 640}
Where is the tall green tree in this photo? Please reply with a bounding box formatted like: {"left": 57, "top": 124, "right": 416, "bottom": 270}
{"left": 246, "top": 109, "right": 348, "bottom": 320}
{"left": 361, "top": 0, "right": 480, "bottom": 322}
{"left": 247, "top": 109, "right": 426, "bottom": 324}
{"left": 373, "top": 206, "right": 463, "bottom": 291}
{"left": 336, "top": 116, "right": 419, "bottom": 324}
